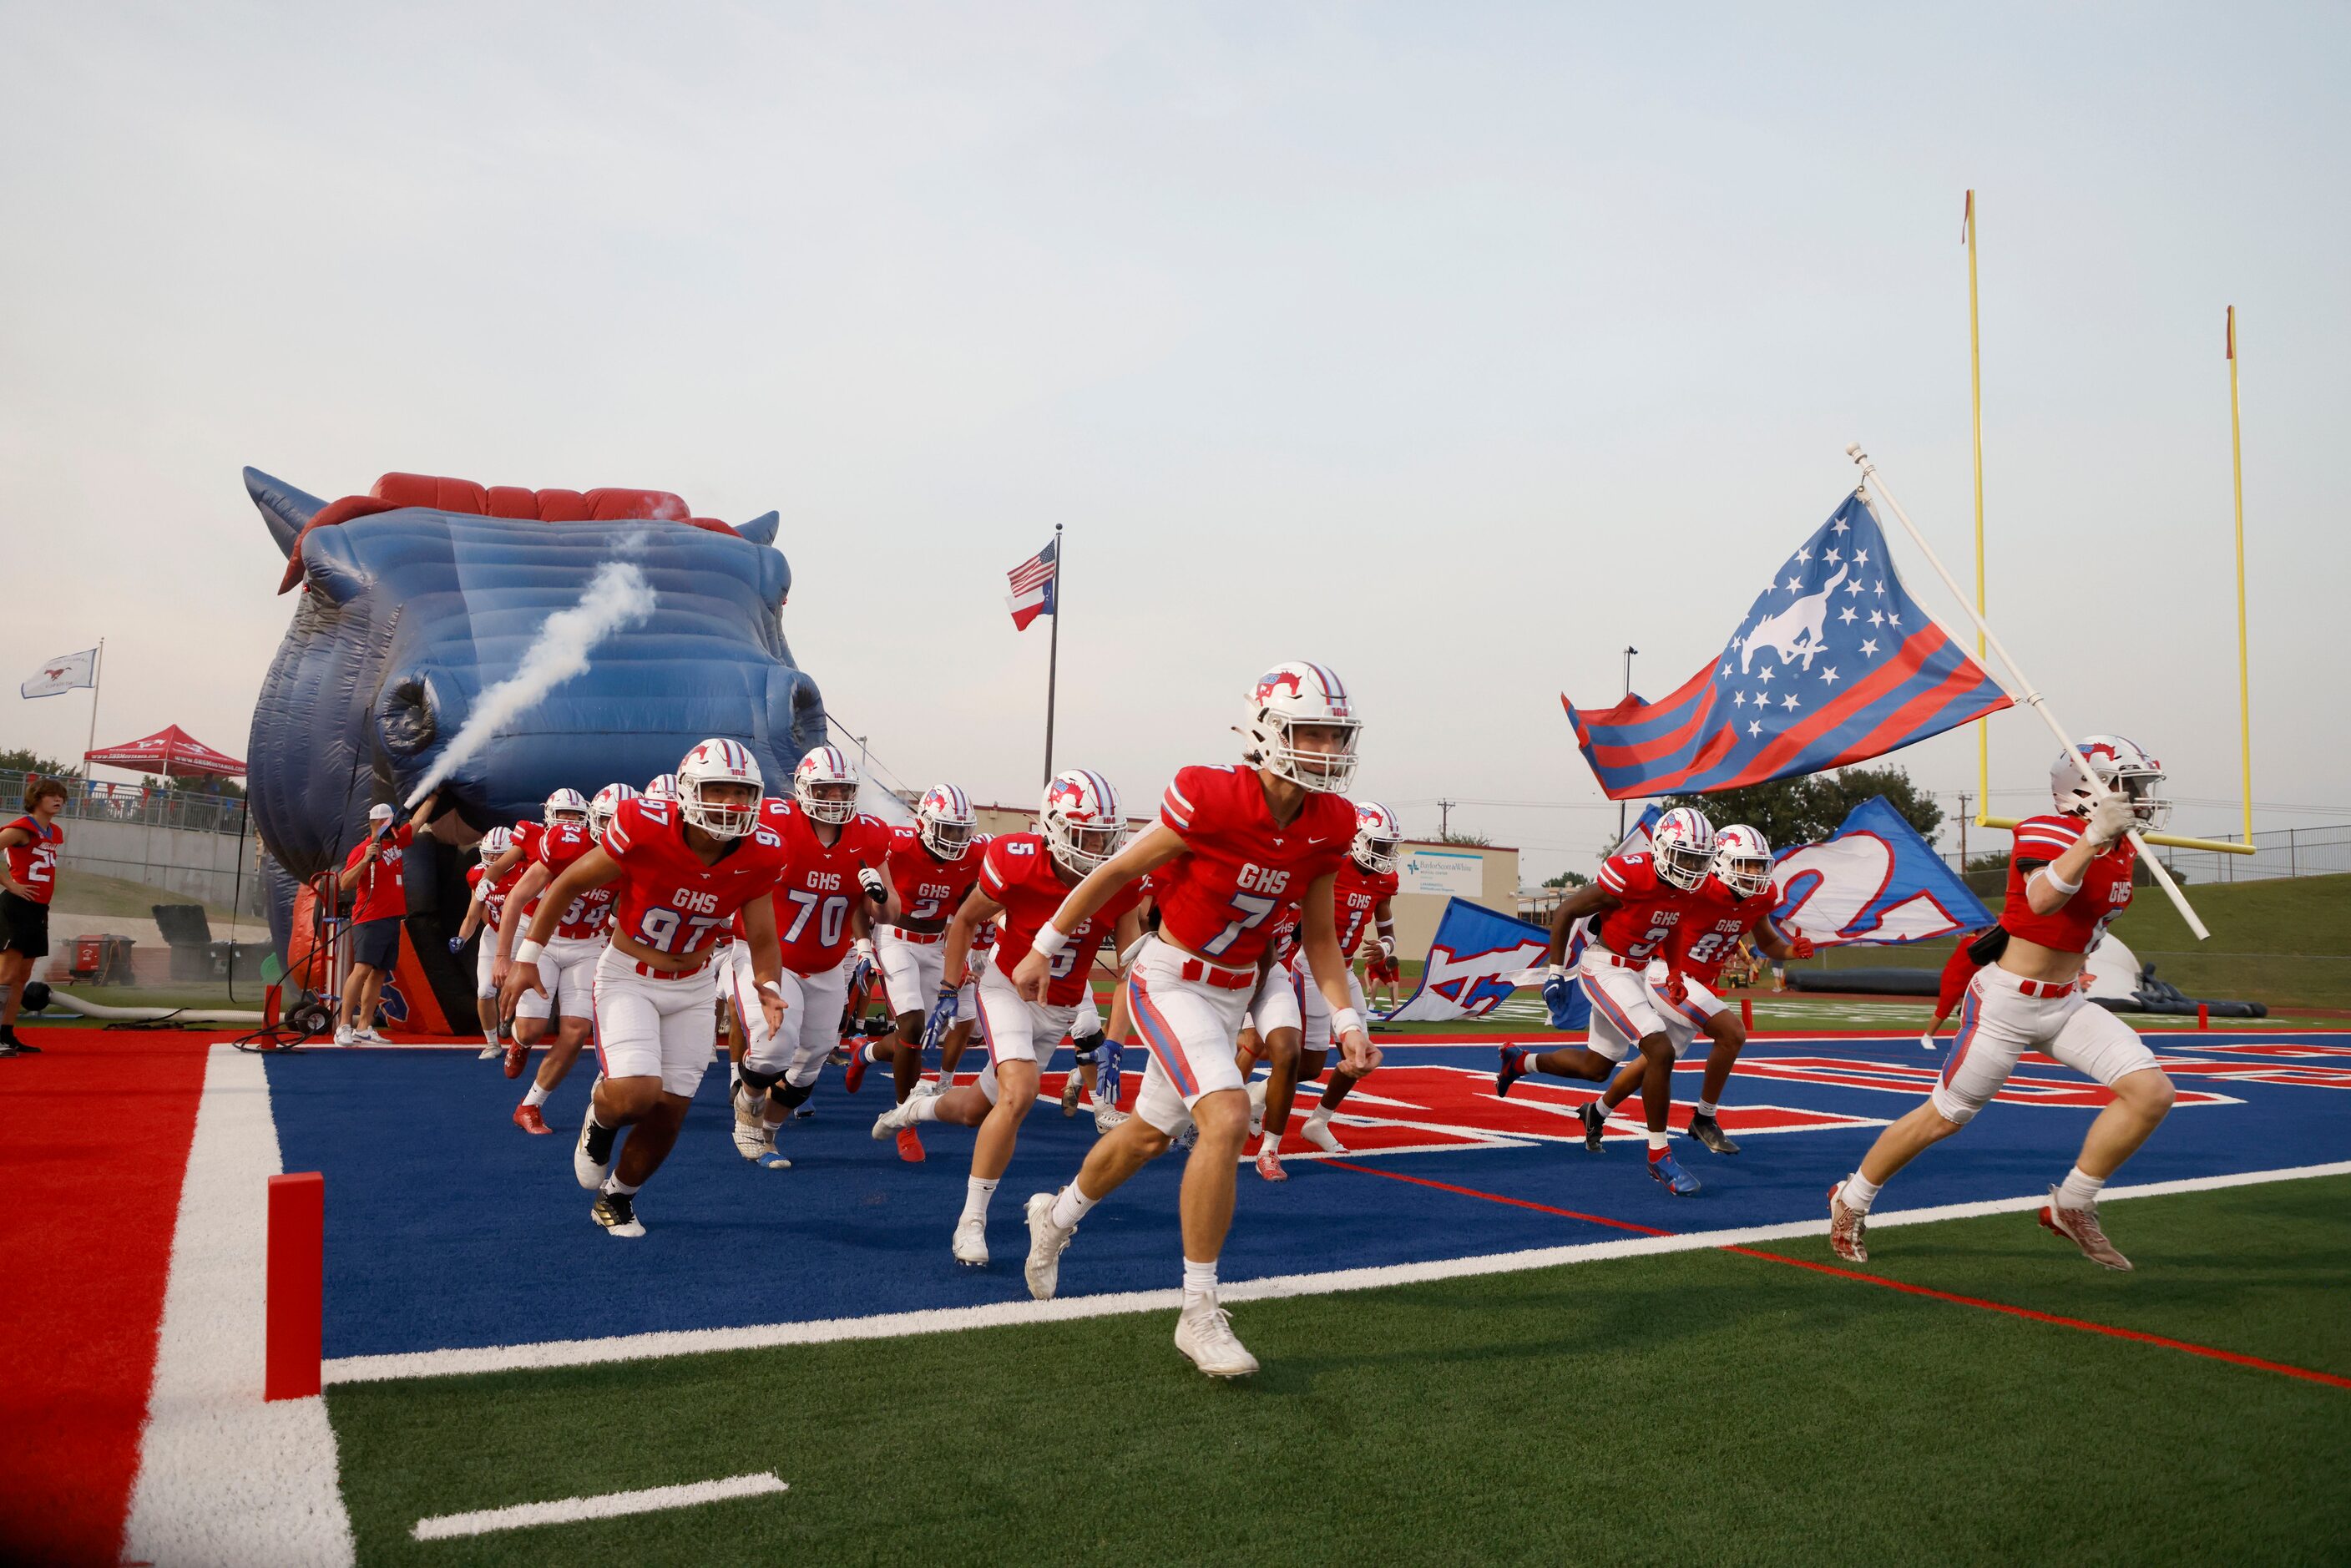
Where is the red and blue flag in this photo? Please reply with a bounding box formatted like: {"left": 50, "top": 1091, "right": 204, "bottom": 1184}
{"left": 1565, "top": 493, "right": 2011, "bottom": 801}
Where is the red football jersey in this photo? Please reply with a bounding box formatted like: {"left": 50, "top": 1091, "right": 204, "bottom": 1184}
{"left": 765, "top": 798, "right": 892, "bottom": 974}
{"left": 979, "top": 832, "right": 1142, "bottom": 1006}
{"left": 1670, "top": 873, "right": 1773, "bottom": 984}
{"left": 881, "top": 825, "right": 989, "bottom": 926}
{"left": 1334, "top": 858, "right": 1400, "bottom": 958}
{"left": 3, "top": 816, "right": 63, "bottom": 906}
{"left": 530, "top": 821, "right": 616, "bottom": 942}
{"left": 1154, "top": 765, "right": 1357, "bottom": 967}
{"left": 2000, "top": 813, "right": 2135, "bottom": 955}
{"left": 600, "top": 795, "right": 791, "bottom": 959}
{"left": 1590, "top": 851, "right": 1706, "bottom": 963}
{"left": 341, "top": 822, "right": 414, "bottom": 924}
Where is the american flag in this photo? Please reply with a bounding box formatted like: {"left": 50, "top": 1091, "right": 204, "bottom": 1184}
{"left": 1565, "top": 493, "right": 2012, "bottom": 799}
{"left": 1005, "top": 537, "right": 1058, "bottom": 630}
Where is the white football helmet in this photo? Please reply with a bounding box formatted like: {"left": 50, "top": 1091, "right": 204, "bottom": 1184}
{"left": 2051, "top": 735, "right": 2169, "bottom": 829}
{"left": 1352, "top": 800, "right": 1404, "bottom": 877}
{"left": 1240, "top": 660, "right": 1362, "bottom": 793}
{"left": 543, "top": 787, "right": 589, "bottom": 826}
{"left": 480, "top": 825, "right": 514, "bottom": 861}
{"left": 792, "top": 746, "right": 859, "bottom": 826}
{"left": 644, "top": 772, "right": 678, "bottom": 802}
{"left": 1711, "top": 822, "right": 1774, "bottom": 899}
{"left": 589, "top": 782, "right": 640, "bottom": 845}
{"left": 1649, "top": 805, "right": 1716, "bottom": 891}
{"left": 1040, "top": 769, "right": 1126, "bottom": 875}
{"left": 916, "top": 783, "right": 976, "bottom": 858}
{"left": 675, "top": 739, "right": 763, "bottom": 839}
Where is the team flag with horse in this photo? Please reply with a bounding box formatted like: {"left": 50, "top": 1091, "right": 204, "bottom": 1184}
{"left": 1565, "top": 492, "right": 2012, "bottom": 799}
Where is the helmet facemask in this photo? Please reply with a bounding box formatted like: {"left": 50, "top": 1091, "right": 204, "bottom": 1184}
{"left": 680, "top": 779, "right": 759, "bottom": 839}
{"left": 1244, "top": 714, "right": 1362, "bottom": 793}
{"left": 795, "top": 778, "right": 857, "bottom": 826}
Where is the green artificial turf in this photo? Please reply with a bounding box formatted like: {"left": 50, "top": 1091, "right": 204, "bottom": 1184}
{"left": 329, "top": 1176, "right": 2351, "bottom": 1566}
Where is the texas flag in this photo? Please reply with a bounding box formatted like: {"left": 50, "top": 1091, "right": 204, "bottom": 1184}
{"left": 22, "top": 647, "right": 98, "bottom": 698}
{"left": 1004, "top": 538, "right": 1058, "bottom": 630}
{"left": 1565, "top": 493, "right": 2011, "bottom": 800}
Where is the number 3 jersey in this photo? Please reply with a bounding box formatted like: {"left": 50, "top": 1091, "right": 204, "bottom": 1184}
{"left": 599, "top": 794, "right": 793, "bottom": 961}
{"left": 1154, "top": 764, "right": 1358, "bottom": 968}
{"left": 980, "top": 832, "right": 1142, "bottom": 1006}
{"left": 1591, "top": 852, "right": 1709, "bottom": 964}
{"left": 762, "top": 797, "right": 892, "bottom": 974}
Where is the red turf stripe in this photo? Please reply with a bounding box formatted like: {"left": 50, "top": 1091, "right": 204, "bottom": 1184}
{"left": 1327, "top": 1161, "right": 2351, "bottom": 1392}
{"left": 0, "top": 1028, "right": 212, "bottom": 1565}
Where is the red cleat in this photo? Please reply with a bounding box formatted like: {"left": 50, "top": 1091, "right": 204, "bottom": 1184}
{"left": 895, "top": 1127, "right": 926, "bottom": 1163}
{"left": 503, "top": 1039, "right": 528, "bottom": 1080}
{"left": 1255, "top": 1141, "right": 1288, "bottom": 1182}
{"left": 844, "top": 1044, "right": 869, "bottom": 1095}
{"left": 513, "top": 1103, "right": 551, "bottom": 1135}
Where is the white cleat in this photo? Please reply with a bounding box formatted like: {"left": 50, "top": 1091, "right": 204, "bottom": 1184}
{"left": 1093, "top": 1105, "right": 1130, "bottom": 1136}
{"left": 1246, "top": 1078, "right": 1267, "bottom": 1140}
{"left": 915, "top": 1076, "right": 946, "bottom": 1099}
{"left": 1174, "top": 1297, "right": 1259, "bottom": 1378}
{"left": 574, "top": 1101, "right": 613, "bottom": 1190}
{"left": 1300, "top": 1116, "right": 1347, "bottom": 1155}
{"left": 591, "top": 1188, "right": 645, "bottom": 1238}
{"left": 733, "top": 1115, "right": 781, "bottom": 1165}
{"left": 1024, "top": 1191, "right": 1074, "bottom": 1301}
{"left": 872, "top": 1098, "right": 918, "bottom": 1141}
{"left": 953, "top": 1215, "right": 990, "bottom": 1266}
{"left": 477, "top": 1042, "right": 503, "bottom": 1061}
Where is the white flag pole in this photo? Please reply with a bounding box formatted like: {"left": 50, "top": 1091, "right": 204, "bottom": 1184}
{"left": 1845, "top": 444, "right": 2209, "bottom": 942}
{"left": 84, "top": 639, "right": 105, "bottom": 777}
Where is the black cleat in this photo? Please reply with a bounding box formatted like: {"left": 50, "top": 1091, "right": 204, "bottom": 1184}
{"left": 6, "top": 1038, "right": 40, "bottom": 1053}
{"left": 1579, "top": 1100, "right": 1606, "bottom": 1151}
{"left": 591, "top": 1189, "right": 645, "bottom": 1237}
{"left": 1687, "top": 1112, "right": 1741, "bottom": 1156}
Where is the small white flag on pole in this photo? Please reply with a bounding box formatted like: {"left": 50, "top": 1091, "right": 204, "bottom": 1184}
{"left": 22, "top": 648, "right": 99, "bottom": 699}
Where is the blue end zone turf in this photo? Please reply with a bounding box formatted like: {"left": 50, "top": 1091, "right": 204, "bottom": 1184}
{"left": 265, "top": 1034, "right": 2351, "bottom": 1361}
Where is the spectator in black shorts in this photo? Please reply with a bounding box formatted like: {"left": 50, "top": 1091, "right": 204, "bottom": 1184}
{"left": 1, "top": 775, "right": 70, "bottom": 1056}
{"left": 335, "top": 795, "right": 438, "bottom": 1044}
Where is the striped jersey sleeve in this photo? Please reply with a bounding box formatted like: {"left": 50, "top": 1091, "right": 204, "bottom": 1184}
{"left": 2011, "top": 814, "right": 2083, "bottom": 862}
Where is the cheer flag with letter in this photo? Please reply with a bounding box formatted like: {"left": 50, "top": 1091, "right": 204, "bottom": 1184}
{"left": 1564, "top": 493, "right": 2012, "bottom": 800}
{"left": 22, "top": 648, "right": 98, "bottom": 698}
{"left": 1004, "top": 538, "right": 1059, "bottom": 630}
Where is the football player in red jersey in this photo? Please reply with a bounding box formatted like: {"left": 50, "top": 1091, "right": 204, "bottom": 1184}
{"left": 495, "top": 785, "right": 636, "bottom": 1132}
{"left": 1831, "top": 739, "right": 2177, "bottom": 1270}
{"left": 844, "top": 783, "right": 988, "bottom": 1158}
{"left": 726, "top": 746, "right": 894, "bottom": 1166}
{"left": 1575, "top": 824, "right": 1811, "bottom": 1157}
{"left": 873, "top": 770, "right": 1145, "bottom": 1262}
{"left": 1497, "top": 805, "right": 1716, "bottom": 1196}
{"left": 500, "top": 741, "right": 790, "bottom": 1237}
{"left": 1016, "top": 663, "right": 1375, "bottom": 1378}
{"left": 454, "top": 826, "right": 518, "bottom": 1060}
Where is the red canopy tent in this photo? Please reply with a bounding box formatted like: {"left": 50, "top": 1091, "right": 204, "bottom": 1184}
{"left": 83, "top": 724, "right": 247, "bottom": 783}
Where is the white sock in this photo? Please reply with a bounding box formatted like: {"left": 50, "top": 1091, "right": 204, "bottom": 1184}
{"left": 523, "top": 1083, "right": 550, "bottom": 1108}
{"left": 2057, "top": 1166, "right": 2106, "bottom": 1209}
{"left": 1696, "top": 1100, "right": 1719, "bottom": 1118}
{"left": 1049, "top": 1184, "right": 1095, "bottom": 1230}
{"left": 601, "top": 1175, "right": 641, "bottom": 1196}
{"left": 1843, "top": 1171, "right": 1881, "bottom": 1214}
{"left": 1306, "top": 1105, "right": 1332, "bottom": 1125}
{"left": 1646, "top": 1130, "right": 1668, "bottom": 1152}
{"left": 1182, "top": 1257, "right": 1218, "bottom": 1303}
{"left": 910, "top": 1096, "right": 941, "bottom": 1124}
{"left": 483, "top": 1029, "right": 500, "bottom": 1048}
{"left": 961, "top": 1176, "right": 998, "bottom": 1222}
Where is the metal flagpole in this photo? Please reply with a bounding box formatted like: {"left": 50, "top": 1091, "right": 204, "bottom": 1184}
{"left": 1042, "top": 524, "right": 1063, "bottom": 788}
{"left": 83, "top": 637, "right": 104, "bottom": 773}
{"left": 1964, "top": 191, "right": 1990, "bottom": 826}
{"left": 2227, "top": 306, "right": 2253, "bottom": 847}
{"left": 1846, "top": 444, "right": 2211, "bottom": 941}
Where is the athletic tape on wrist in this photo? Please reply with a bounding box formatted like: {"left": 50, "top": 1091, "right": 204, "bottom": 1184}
{"left": 1331, "top": 1006, "right": 1365, "bottom": 1039}
{"left": 1031, "top": 924, "right": 1069, "bottom": 959}
{"left": 515, "top": 938, "right": 545, "bottom": 965}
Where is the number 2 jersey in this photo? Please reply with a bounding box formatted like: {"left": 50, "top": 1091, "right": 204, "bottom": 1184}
{"left": 599, "top": 794, "right": 793, "bottom": 962}
{"left": 879, "top": 824, "right": 990, "bottom": 926}
{"left": 1154, "top": 765, "right": 1357, "bottom": 968}
{"left": 1591, "top": 851, "right": 1709, "bottom": 964}
{"left": 980, "top": 832, "right": 1142, "bottom": 1006}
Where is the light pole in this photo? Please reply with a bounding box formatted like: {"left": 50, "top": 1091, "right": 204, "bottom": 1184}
{"left": 1615, "top": 645, "right": 1637, "bottom": 840}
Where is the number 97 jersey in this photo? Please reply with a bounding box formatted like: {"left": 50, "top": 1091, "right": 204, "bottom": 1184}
{"left": 600, "top": 794, "right": 792, "bottom": 960}
{"left": 1152, "top": 764, "right": 1357, "bottom": 967}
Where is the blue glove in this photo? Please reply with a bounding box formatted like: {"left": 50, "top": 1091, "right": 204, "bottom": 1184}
{"left": 922, "top": 984, "right": 959, "bottom": 1050}
{"left": 1539, "top": 969, "right": 1570, "bottom": 1014}
{"left": 447, "top": 935, "right": 467, "bottom": 954}
{"left": 1095, "top": 1037, "right": 1122, "bottom": 1107}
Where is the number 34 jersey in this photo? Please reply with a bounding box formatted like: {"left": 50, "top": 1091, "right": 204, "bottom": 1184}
{"left": 599, "top": 794, "right": 792, "bottom": 961}
{"left": 981, "top": 832, "right": 1142, "bottom": 1007}
{"left": 1153, "top": 764, "right": 1357, "bottom": 968}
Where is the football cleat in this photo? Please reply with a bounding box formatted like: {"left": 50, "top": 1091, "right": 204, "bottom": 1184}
{"left": 503, "top": 1039, "right": 528, "bottom": 1080}
{"left": 1255, "top": 1141, "right": 1287, "bottom": 1182}
{"left": 513, "top": 1103, "right": 551, "bottom": 1136}
{"left": 952, "top": 1215, "right": 989, "bottom": 1267}
{"left": 1686, "top": 1111, "right": 1741, "bottom": 1156}
{"left": 1496, "top": 1045, "right": 1529, "bottom": 1097}
{"left": 871, "top": 1098, "right": 918, "bottom": 1141}
{"left": 1648, "top": 1152, "right": 1700, "bottom": 1196}
{"left": 590, "top": 1189, "right": 645, "bottom": 1238}
{"left": 477, "top": 1041, "right": 502, "bottom": 1061}
{"left": 1024, "top": 1191, "right": 1074, "bottom": 1300}
{"left": 574, "top": 1102, "right": 615, "bottom": 1189}
{"left": 756, "top": 1150, "right": 792, "bottom": 1171}
{"left": 1579, "top": 1100, "right": 1606, "bottom": 1152}
{"left": 1093, "top": 1105, "right": 1130, "bottom": 1136}
{"left": 1246, "top": 1077, "right": 1267, "bottom": 1139}
{"left": 1828, "top": 1181, "right": 1869, "bottom": 1262}
{"left": 2039, "top": 1191, "right": 2133, "bottom": 1271}
{"left": 843, "top": 1044, "right": 869, "bottom": 1095}
{"left": 1060, "top": 1072, "right": 1083, "bottom": 1116}
{"left": 1174, "top": 1298, "right": 1259, "bottom": 1378}
{"left": 1300, "top": 1116, "right": 1346, "bottom": 1156}
{"left": 734, "top": 1115, "right": 777, "bottom": 1163}
{"left": 895, "top": 1128, "right": 926, "bottom": 1164}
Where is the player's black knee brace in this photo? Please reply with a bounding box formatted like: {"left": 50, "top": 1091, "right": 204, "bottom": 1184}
{"left": 737, "top": 1065, "right": 782, "bottom": 1098}
{"left": 775, "top": 1078, "right": 816, "bottom": 1110}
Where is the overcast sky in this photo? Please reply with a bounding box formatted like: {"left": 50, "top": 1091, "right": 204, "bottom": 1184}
{"left": 4, "top": 3, "right": 2345, "bottom": 882}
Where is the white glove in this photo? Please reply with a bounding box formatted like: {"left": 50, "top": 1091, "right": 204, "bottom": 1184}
{"left": 852, "top": 936, "right": 877, "bottom": 963}
{"left": 1377, "top": 934, "right": 1395, "bottom": 961}
{"left": 2086, "top": 794, "right": 2136, "bottom": 849}
{"left": 858, "top": 867, "right": 888, "bottom": 903}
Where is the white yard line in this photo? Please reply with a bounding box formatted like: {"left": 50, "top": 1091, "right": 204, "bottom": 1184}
{"left": 412, "top": 1472, "right": 788, "bottom": 1540}
{"left": 123, "top": 1044, "right": 356, "bottom": 1568}
{"left": 322, "top": 1159, "right": 2351, "bottom": 1387}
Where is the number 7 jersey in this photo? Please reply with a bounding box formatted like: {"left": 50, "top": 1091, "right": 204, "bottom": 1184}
{"left": 1154, "top": 764, "right": 1357, "bottom": 967}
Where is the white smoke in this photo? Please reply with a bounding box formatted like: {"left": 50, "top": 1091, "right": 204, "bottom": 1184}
{"left": 406, "top": 560, "right": 658, "bottom": 807}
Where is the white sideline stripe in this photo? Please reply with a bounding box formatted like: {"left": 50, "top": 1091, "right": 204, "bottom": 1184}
{"left": 124, "top": 1044, "right": 359, "bottom": 1567}
{"left": 412, "top": 1472, "right": 788, "bottom": 1540}
{"left": 322, "top": 1160, "right": 2351, "bottom": 1387}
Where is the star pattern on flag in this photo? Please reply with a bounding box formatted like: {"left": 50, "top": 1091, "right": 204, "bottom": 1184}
{"left": 1838, "top": 606, "right": 1857, "bottom": 624}
{"left": 1820, "top": 666, "right": 1840, "bottom": 685}
{"left": 1782, "top": 693, "right": 1800, "bottom": 711}
{"left": 1860, "top": 638, "right": 1879, "bottom": 657}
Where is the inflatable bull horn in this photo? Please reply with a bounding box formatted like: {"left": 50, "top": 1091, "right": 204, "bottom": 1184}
{"left": 245, "top": 466, "right": 326, "bottom": 557}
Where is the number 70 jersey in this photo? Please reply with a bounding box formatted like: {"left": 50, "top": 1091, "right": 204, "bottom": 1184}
{"left": 762, "top": 797, "right": 892, "bottom": 974}
{"left": 599, "top": 793, "right": 794, "bottom": 961}
{"left": 1154, "top": 764, "right": 1358, "bottom": 967}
